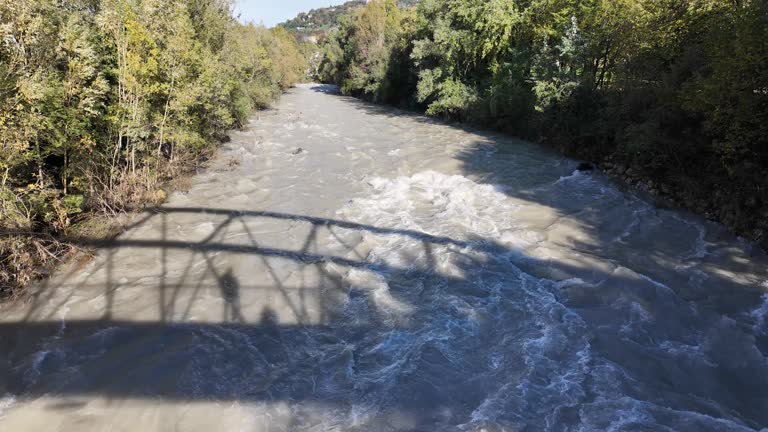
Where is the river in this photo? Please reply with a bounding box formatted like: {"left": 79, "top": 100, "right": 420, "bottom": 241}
{"left": 1, "top": 84, "right": 767, "bottom": 431}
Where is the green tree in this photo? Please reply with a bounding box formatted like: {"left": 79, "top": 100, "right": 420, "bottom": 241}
{"left": 0, "top": 0, "right": 308, "bottom": 294}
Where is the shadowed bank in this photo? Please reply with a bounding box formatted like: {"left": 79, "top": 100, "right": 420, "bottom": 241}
{"left": 1, "top": 85, "right": 767, "bottom": 432}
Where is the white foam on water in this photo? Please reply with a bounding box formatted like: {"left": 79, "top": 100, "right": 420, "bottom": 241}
{"left": 465, "top": 381, "right": 514, "bottom": 425}
{"left": 20, "top": 348, "right": 60, "bottom": 388}
{"left": 577, "top": 398, "right": 660, "bottom": 432}
{"left": 347, "top": 171, "right": 520, "bottom": 243}
{"left": 555, "top": 278, "right": 587, "bottom": 289}
{"left": 616, "top": 299, "right": 652, "bottom": 336}
{"left": 0, "top": 396, "right": 16, "bottom": 420}
{"left": 750, "top": 292, "right": 768, "bottom": 332}
{"left": 657, "top": 339, "right": 716, "bottom": 367}
{"left": 56, "top": 304, "right": 70, "bottom": 336}
{"left": 488, "top": 352, "right": 504, "bottom": 370}
{"left": 499, "top": 229, "right": 544, "bottom": 250}
{"left": 339, "top": 169, "right": 762, "bottom": 430}
{"left": 671, "top": 214, "right": 711, "bottom": 261}
{"left": 339, "top": 171, "right": 594, "bottom": 428}
{"left": 614, "top": 205, "right": 652, "bottom": 243}
{"left": 192, "top": 221, "right": 216, "bottom": 235}
{"left": 555, "top": 170, "right": 584, "bottom": 184}
{"left": 578, "top": 397, "right": 760, "bottom": 432}
{"left": 344, "top": 269, "right": 414, "bottom": 318}
{"left": 686, "top": 269, "right": 710, "bottom": 288}
{"left": 634, "top": 268, "right": 679, "bottom": 302}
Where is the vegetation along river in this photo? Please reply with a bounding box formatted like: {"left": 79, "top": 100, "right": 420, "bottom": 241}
{"left": 1, "top": 84, "right": 767, "bottom": 432}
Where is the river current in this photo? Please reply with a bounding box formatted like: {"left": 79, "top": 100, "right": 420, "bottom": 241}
{"left": 1, "top": 84, "right": 767, "bottom": 431}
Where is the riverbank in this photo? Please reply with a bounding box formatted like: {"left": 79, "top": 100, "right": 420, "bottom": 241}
{"left": 328, "top": 87, "right": 768, "bottom": 253}
{"left": 1, "top": 85, "right": 767, "bottom": 431}
{"left": 577, "top": 150, "right": 766, "bottom": 252}
{"left": 0, "top": 141, "right": 219, "bottom": 299}
{"left": 516, "top": 131, "right": 767, "bottom": 252}
{"left": 0, "top": 0, "right": 310, "bottom": 299}
{"left": 313, "top": 0, "right": 768, "bottom": 252}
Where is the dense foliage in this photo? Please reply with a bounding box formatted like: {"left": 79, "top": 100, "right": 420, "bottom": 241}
{"left": 0, "top": 0, "right": 307, "bottom": 293}
{"left": 318, "top": 0, "right": 768, "bottom": 246}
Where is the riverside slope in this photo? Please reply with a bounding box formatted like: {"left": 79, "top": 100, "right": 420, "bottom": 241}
{"left": 1, "top": 84, "right": 768, "bottom": 431}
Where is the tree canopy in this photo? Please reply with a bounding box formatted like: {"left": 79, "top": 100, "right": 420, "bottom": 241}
{"left": 317, "top": 0, "right": 768, "bottom": 246}
{"left": 0, "top": 0, "right": 308, "bottom": 293}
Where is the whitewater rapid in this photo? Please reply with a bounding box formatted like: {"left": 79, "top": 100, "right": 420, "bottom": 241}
{"left": 1, "top": 84, "right": 767, "bottom": 431}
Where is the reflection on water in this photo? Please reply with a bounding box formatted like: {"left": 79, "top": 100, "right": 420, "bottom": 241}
{"left": 1, "top": 84, "right": 767, "bottom": 432}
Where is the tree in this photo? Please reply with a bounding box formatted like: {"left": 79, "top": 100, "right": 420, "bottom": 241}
{"left": 0, "top": 0, "right": 308, "bottom": 293}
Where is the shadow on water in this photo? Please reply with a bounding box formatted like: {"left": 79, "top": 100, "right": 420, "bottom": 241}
{"left": 308, "top": 83, "right": 342, "bottom": 95}
{"left": 0, "top": 207, "right": 767, "bottom": 430}
{"left": 0, "top": 88, "right": 767, "bottom": 430}
{"left": 309, "top": 84, "right": 445, "bottom": 127}
{"left": 218, "top": 268, "right": 243, "bottom": 323}
{"left": 310, "top": 84, "right": 768, "bottom": 309}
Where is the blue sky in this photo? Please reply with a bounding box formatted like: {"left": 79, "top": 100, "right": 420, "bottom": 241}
{"left": 234, "top": 1, "right": 348, "bottom": 27}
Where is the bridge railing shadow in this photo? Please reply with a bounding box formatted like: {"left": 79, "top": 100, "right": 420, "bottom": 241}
{"left": 10, "top": 206, "right": 478, "bottom": 325}
{"left": 0, "top": 206, "right": 532, "bottom": 430}
{"left": 0, "top": 205, "right": 766, "bottom": 431}
{"left": 1, "top": 84, "right": 768, "bottom": 428}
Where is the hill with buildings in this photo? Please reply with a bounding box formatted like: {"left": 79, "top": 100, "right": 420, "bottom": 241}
{"left": 281, "top": 0, "right": 418, "bottom": 36}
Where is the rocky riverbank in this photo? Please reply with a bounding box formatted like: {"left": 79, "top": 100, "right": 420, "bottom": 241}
{"left": 598, "top": 156, "right": 767, "bottom": 251}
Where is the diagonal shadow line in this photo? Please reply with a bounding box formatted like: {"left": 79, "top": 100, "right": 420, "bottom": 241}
{"left": 7, "top": 209, "right": 156, "bottom": 320}
{"left": 179, "top": 254, "right": 209, "bottom": 321}
{"left": 138, "top": 207, "right": 472, "bottom": 248}
{"left": 70, "top": 238, "right": 387, "bottom": 272}
{"left": 199, "top": 248, "right": 241, "bottom": 323}
{"left": 298, "top": 225, "right": 320, "bottom": 322}
{"left": 170, "top": 214, "right": 236, "bottom": 320}
{"left": 327, "top": 225, "right": 365, "bottom": 261}
{"left": 160, "top": 211, "right": 167, "bottom": 321}
{"left": 4, "top": 208, "right": 481, "bottom": 324}
{"left": 1, "top": 209, "right": 472, "bottom": 250}
{"left": 237, "top": 216, "right": 307, "bottom": 324}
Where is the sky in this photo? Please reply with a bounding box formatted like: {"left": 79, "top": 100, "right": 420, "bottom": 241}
{"left": 234, "top": 1, "right": 348, "bottom": 27}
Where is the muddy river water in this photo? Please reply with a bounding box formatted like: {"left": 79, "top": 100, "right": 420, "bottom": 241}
{"left": 1, "top": 84, "right": 767, "bottom": 431}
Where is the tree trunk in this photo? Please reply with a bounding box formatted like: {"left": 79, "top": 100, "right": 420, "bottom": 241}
{"left": 63, "top": 142, "right": 68, "bottom": 195}
{"left": 157, "top": 73, "right": 175, "bottom": 167}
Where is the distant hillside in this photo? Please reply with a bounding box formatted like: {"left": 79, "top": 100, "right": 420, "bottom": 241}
{"left": 281, "top": 1, "right": 365, "bottom": 34}
{"left": 282, "top": 0, "right": 419, "bottom": 35}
